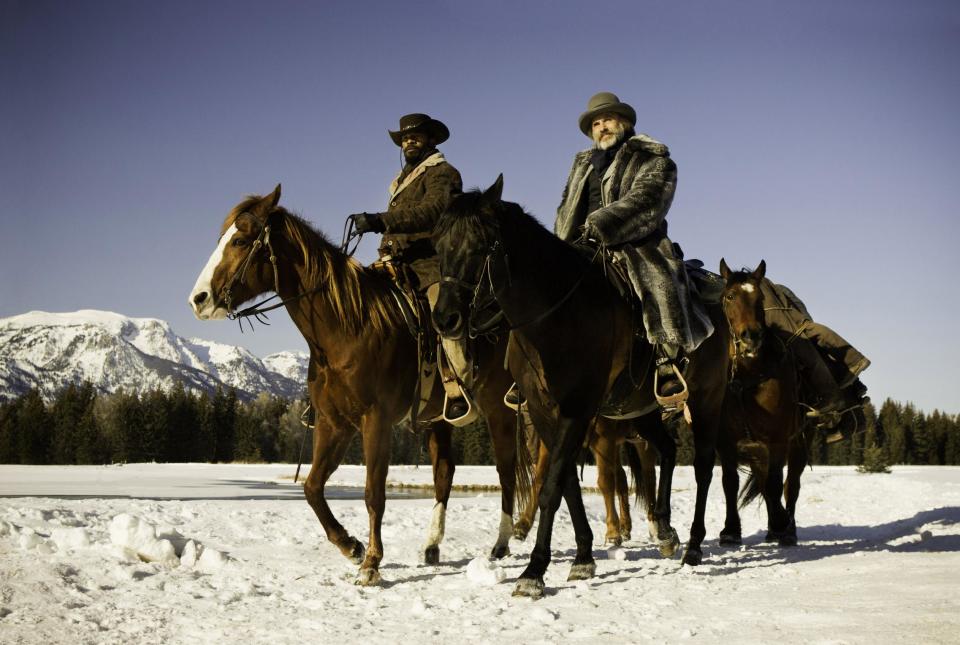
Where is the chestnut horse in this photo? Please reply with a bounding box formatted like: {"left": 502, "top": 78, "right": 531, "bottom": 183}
{"left": 716, "top": 259, "right": 814, "bottom": 546}
{"left": 188, "top": 185, "right": 527, "bottom": 585}
{"left": 432, "top": 178, "right": 729, "bottom": 597}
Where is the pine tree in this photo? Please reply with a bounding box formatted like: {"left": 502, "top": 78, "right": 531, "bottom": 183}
{"left": 879, "top": 399, "right": 907, "bottom": 464}
{"left": 17, "top": 389, "right": 53, "bottom": 464}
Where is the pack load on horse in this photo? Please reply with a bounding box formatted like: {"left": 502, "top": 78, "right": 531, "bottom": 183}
{"left": 432, "top": 176, "right": 731, "bottom": 597}
{"left": 188, "top": 185, "right": 531, "bottom": 586}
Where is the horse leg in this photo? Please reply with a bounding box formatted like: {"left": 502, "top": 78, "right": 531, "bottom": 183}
{"left": 514, "top": 437, "right": 547, "bottom": 541}
{"left": 683, "top": 422, "right": 719, "bottom": 566}
{"left": 514, "top": 415, "right": 591, "bottom": 598}
{"left": 781, "top": 435, "right": 808, "bottom": 546}
{"left": 355, "top": 414, "right": 391, "bottom": 586}
{"left": 485, "top": 406, "right": 518, "bottom": 559}
{"left": 562, "top": 464, "right": 597, "bottom": 581}
{"left": 615, "top": 449, "right": 633, "bottom": 543}
{"left": 636, "top": 439, "right": 658, "bottom": 542}
{"left": 422, "top": 422, "right": 454, "bottom": 565}
{"left": 303, "top": 421, "right": 365, "bottom": 564}
{"left": 762, "top": 454, "right": 791, "bottom": 545}
{"left": 717, "top": 432, "right": 742, "bottom": 546}
{"left": 592, "top": 432, "right": 624, "bottom": 546}
{"left": 637, "top": 415, "right": 680, "bottom": 557}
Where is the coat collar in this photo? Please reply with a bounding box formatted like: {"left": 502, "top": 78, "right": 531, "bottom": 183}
{"left": 389, "top": 152, "right": 447, "bottom": 198}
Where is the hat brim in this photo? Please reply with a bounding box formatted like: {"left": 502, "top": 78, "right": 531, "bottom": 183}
{"left": 578, "top": 104, "right": 636, "bottom": 137}
{"left": 389, "top": 120, "right": 450, "bottom": 146}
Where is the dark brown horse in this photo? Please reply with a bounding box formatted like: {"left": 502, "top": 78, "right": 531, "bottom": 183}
{"left": 188, "top": 185, "right": 528, "bottom": 585}
{"left": 432, "top": 178, "right": 730, "bottom": 597}
{"left": 515, "top": 415, "right": 664, "bottom": 548}
{"left": 716, "top": 259, "right": 814, "bottom": 546}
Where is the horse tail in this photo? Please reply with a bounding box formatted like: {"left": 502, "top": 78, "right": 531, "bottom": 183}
{"left": 623, "top": 441, "right": 649, "bottom": 510}
{"left": 513, "top": 410, "right": 535, "bottom": 516}
{"left": 737, "top": 440, "right": 769, "bottom": 509}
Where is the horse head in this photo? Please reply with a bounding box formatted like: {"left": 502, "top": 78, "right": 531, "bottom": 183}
{"left": 432, "top": 175, "right": 504, "bottom": 340}
{"left": 719, "top": 258, "right": 767, "bottom": 360}
{"left": 189, "top": 184, "right": 283, "bottom": 320}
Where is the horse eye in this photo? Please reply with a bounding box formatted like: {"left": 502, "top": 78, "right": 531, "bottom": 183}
{"left": 232, "top": 238, "right": 247, "bottom": 247}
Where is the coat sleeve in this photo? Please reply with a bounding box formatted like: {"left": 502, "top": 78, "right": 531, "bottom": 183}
{"left": 380, "top": 164, "right": 462, "bottom": 233}
{"left": 586, "top": 155, "right": 677, "bottom": 246}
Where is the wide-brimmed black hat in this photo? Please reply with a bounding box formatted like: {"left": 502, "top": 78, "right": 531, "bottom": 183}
{"left": 388, "top": 113, "right": 450, "bottom": 146}
{"left": 578, "top": 92, "right": 637, "bottom": 137}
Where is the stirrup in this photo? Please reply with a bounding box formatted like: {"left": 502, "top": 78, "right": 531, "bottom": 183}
{"left": 443, "top": 385, "right": 479, "bottom": 427}
{"left": 654, "top": 362, "right": 688, "bottom": 411}
{"left": 503, "top": 382, "right": 525, "bottom": 411}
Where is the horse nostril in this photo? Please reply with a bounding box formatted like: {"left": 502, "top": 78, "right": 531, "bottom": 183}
{"left": 193, "top": 292, "right": 208, "bottom": 306}
{"left": 435, "top": 309, "right": 462, "bottom": 334}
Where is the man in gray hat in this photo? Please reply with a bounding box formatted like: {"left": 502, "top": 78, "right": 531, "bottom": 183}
{"left": 350, "top": 113, "right": 472, "bottom": 421}
{"left": 554, "top": 91, "right": 713, "bottom": 406}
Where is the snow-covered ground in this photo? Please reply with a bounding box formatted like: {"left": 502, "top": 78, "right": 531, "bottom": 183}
{"left": 1, "top": 463, "right": 957, "bottom": 644}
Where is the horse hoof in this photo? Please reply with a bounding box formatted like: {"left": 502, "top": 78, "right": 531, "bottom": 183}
{"left": 422, "top": 545, "right": 440, "bottom": 565}
{"left": 719, "top": 531, "right": 742, "bottom": 547}
{"left": 658, "top": 528, "right": 680, "bottom": 558}
{"left": 682, "top": 547, "right": 703, "bottom": 566}
{"left": 490, "top": 544, "right": 510, "bottom": 559}
{"left": 513, "top": 523, "right": 531, "bottom": 541}
{"left": 567, "top": 561, "right": 596, "bottom": 581}
{"left": 354, "top": 567, "right": 381, "bottom": 586}
{"left": 779, "top": 534, "right": 798, "bottom": 547}
{"left": 620, "top": 530, "right": 632, "bottom": 543}
{"left": 604, "top": 535, "right": 623, "bottom": 547}
{"left": 764, "top": 531, "right": 781, "bottom": 543}
{"left": 348, "top": 541, "right": 365, "bottom": 565}
{"left": 512, "top": 577, "right": 545, "bottom": 598}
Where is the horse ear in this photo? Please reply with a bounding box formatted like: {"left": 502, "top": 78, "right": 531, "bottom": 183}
{"left": 266, "top": 184, "right": 282, "bottom": 209}
{"left": 719, "top": 258, "right": 731, "bottom": 280}
{"left": 484, "top": 174, "right": 504, "bottom": 202}
{"left": 753, "top": 259, "right": 766, "bottom": 281}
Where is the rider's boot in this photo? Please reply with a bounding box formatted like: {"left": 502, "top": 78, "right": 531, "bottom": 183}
{"left": 654, "top": 344, "right": 688, "bottom": 410}
{"left": 446, "top": 396, "right": 470, "bottom": 421}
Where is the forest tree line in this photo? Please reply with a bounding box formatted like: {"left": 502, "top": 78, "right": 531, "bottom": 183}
{"left": 1, "top": 381, "right": 959, "bottom": 467}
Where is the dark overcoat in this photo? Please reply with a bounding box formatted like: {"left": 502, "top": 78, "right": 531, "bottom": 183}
{"left": 379, "top": 151, "right": 462, "bottom": 288}
{"left": 555, "top": 134, "right": 713, "bottom": 352}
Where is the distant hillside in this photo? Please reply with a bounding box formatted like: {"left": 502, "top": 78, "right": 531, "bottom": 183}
{"left": 0, "top": 310, "right": 308, "bottom": 401}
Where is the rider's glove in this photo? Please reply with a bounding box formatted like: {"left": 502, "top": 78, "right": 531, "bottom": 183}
{"left": 350, "top": 212, "right": 387, "bottom": 234}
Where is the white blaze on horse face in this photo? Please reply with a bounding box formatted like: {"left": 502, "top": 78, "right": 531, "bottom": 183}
{"left": 189, "top": 223, "right": 238, "bottom": 320}
{"left": 740, "top": 283, "right": 755, "bottom": 294}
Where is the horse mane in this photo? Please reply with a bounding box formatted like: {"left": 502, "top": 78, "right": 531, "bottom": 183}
{"left": 228, "top": 196, "right": 404, "bottom": 336}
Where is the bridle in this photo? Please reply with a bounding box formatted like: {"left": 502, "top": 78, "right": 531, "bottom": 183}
{"left": 219, "top": 211, "right": 319, "bottom": 330}
{"left": 438, "top": 231, "right": 602, "bottom": 339}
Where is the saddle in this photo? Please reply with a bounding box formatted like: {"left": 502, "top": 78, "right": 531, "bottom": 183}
{"left": 370, "top": 260, "right": 440, "bottom": 425}
{"left": 370, "top": 259, "right": 479, "bottom": 428}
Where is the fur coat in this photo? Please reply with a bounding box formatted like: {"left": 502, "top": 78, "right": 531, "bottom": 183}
{"left": 555, "top": 134, "right": 713, "bottom": 352}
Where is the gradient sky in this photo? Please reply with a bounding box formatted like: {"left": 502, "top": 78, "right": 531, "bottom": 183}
{"left": 2, "top": 0, "right": 958, "bottom": 413}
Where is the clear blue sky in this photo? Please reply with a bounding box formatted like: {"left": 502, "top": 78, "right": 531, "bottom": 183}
{"left": 2, "top": 0, "right": 958, "bottom": 413}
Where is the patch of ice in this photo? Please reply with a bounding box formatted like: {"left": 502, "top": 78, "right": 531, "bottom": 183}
{"left": 531, "top": 607, "right": 557, "bottom": 623}
{"left": 180, "top": 540, "right": 198, "bottom": 567}
{"left": 465, "top": 557, "right": 506, "bottom": 586}
{"left": 606, "top": 546, "right": 627, "bottom": 560}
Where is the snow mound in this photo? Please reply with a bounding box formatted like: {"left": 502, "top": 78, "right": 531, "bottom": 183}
{"left": 109, "top": 514, "right": 179, "bottom": 566}
{"left": 465, "top": 557, "right": 506, "bottom": 586}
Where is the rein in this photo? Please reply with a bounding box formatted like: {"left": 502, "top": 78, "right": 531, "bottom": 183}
{"left": 222, "top": 212, "right": 321, "bottom": 330}
{"left": 441, "top": 239, "right": 602, "bottom": 338}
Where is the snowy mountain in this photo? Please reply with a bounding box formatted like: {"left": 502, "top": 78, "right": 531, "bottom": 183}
{"left": 0, "top": 310, "right": 308, "bottom": 402}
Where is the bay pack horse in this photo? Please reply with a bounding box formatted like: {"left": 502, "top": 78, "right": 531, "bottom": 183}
{"left": 432, "top": 177, "right": 730, "bottom": 597}
{"left": 188, "top": 185, "right": 528, "bottom": 585}
{"left": 515, "top": 415, "right": 666, "bottom": 548}
{"left": 716, "top": 259, "right": 814, "bottom": 546}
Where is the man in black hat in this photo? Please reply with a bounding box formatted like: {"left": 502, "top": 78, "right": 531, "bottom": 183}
{"left": 554, "top": 92, "right": 713, "bottom": 408}
{"left": 350, "top": 114, "right": 472, "bottom": 421}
